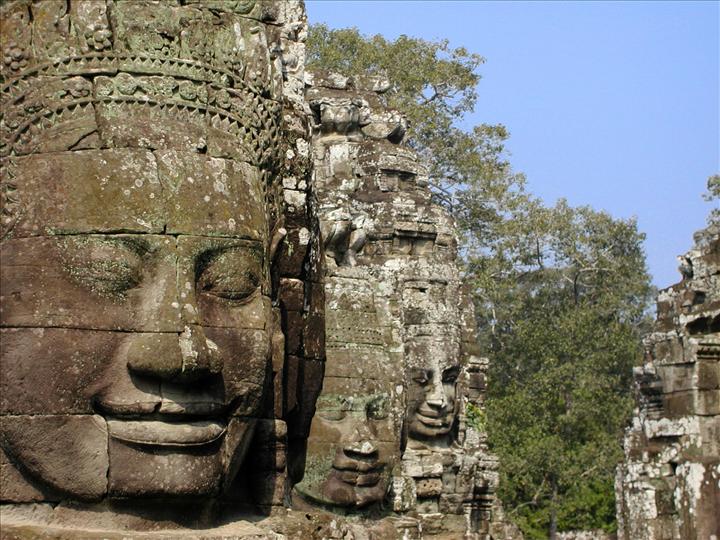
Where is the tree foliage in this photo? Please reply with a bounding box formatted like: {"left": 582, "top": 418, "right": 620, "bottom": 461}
{"left": 307, "top": 24, "right": 653, "bottom": 538}
{"left": 477, "top": 201, "right": 653, "bottom": 537}
{"left": 704, "top": 174, "right": 720, "bottom": 225}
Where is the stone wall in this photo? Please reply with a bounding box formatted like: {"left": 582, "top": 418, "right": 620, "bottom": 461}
{"left": 616, "top": 224, "right": 720, "bottom": 539}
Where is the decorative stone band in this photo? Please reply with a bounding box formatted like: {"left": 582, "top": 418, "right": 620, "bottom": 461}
{"left": 697, "top": 341, "right": 720, "bottom": 359}
{"left": 2, "top": 52, "right": 244, "bottom": 99}
{"left": 0, "top": 53, "right": 282, "bottom": 168}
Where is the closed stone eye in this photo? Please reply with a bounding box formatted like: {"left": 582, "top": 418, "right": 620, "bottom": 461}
{"left": 412, "top": 369, "right": 431, "bottom": 385}
{"left": 60, "top": 236, "right": 146, "bottom": 297}
{"left": 319, "top": 410, "right": 346, "bottom": 422}
{"left": 196, "top": 247, "right": 261, "bottom": 302}
{"left": 442, "top": 368, "right": 459, "bottom": 384}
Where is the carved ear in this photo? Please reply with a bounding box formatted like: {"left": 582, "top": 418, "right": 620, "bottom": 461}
{"left": 270, "top": 226, "right": 287, "bottom": 261}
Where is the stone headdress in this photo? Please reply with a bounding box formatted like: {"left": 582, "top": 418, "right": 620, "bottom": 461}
{"left": 0, "top": 0, "right": 282, "bottom": 171}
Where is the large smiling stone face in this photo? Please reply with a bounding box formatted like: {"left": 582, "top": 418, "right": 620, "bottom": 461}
{"left": 0, "top": 0, "right": 290, "bottom": 504}
{"left": 0, "top": 149, "right": 272, "bottom": 499}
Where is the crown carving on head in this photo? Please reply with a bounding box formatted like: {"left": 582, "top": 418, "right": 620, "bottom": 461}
{"left": 0, "top": 0, "right": 282, "bottom": 166}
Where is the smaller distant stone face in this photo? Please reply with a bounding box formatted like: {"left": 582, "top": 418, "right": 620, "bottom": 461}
{"left": 294, "top": 271, "right": 404, "bottom": 508}
{"left": 299, "top": 376, "right": 401, "bottom": 508}
{"left": 616, "top": 224, "right": 720, "bottom": 539}
{"left": 293, "top": 71, "right": 504, "bottom": 538}
{"left": 402, "top": 264, "right": 462, "bottom": 441}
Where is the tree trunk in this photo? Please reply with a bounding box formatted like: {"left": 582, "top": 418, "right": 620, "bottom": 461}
{"left": 549, "top": 477, "right": 558, "bottom": 540}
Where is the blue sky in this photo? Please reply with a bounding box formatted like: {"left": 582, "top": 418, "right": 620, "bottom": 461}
{"left": 306, "top": 0, "right": 719, "bottom": 287}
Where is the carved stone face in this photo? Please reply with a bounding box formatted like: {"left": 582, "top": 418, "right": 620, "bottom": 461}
{"left": 295, "top": 377, "right": 399, "bottom": 508}
{"left": 402, "top": 276, "right": 461, "bottom": 441}
{"left": 406, "top": 337, "right": 460, "bottom": 439}
{"left": 0, "top": 150, "right": 273, "bottom": 499}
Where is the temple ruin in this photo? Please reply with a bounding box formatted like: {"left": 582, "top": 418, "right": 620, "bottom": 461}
{"left": 616, "top": 223, "right": 719, "bottom": 539}
{"left": 1, "top": 1, "right": 716, "bottom": 538}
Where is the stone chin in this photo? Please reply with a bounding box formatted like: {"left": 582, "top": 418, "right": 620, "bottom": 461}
{"left": 0, "top": 414, "right": 257, "bottom": 501}
{"left": 321, "top": 472, "right": 387, "bottom": 508}
{"left": 320, "top": 446, "right": 387, "bottom": 508}
{"left": 295, "top": 448, "right": 389, "bottom": 509}
{"left": 105, "top": 418, "right": 256, "bottom": 498}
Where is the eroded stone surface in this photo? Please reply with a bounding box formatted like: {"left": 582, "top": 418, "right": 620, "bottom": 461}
{"left": 291, "top": 70, "right": 515, "bottom": 539}
{"left": 0, "top": 415, "right": 108, "bottom": 501}
{"left": 616, "top": 224, "right": 720, "bottom": 539}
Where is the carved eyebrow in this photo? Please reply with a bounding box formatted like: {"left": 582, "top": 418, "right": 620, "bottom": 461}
{"left": 194, "top": 242, "right": 264, "bottom": 276}
{"left": 113, "top": 236, "right": 152, "bottom": 256}
{"left": 318, "top": 393, "right": 388, "bottom": 411}
{"left": 58, "top": 235, "right": 152, "bottom": 255}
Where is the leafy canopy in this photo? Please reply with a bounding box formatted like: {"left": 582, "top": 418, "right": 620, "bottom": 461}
{"left": 480, "top": 202, "right": 652, "bottom": 538}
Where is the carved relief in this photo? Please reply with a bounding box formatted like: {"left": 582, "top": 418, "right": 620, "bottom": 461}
{"left": 402, "top": 272, "right": 462, "bottom": 442}
{"left": 302, "top": 70, "right": 501, "bottom": 539}
{"left": 294, "top": 275, "right": 404, "bottom": 509}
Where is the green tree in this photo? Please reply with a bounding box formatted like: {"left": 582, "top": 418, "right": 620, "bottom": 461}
{"left": 704, "top": 174, "right": 719, "bottom": 225}
{"left": 477, "top": 202, "right": 653, "bottom": 538}
{"left": 307, "top": 24, "right": 653, "bottom": 538}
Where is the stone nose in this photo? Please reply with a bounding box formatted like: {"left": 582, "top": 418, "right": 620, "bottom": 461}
{"left": 343, "top": 439, "right": 378, "bottom": 457}
{"left": 345, "top": 421, "right": 379, "bottom": 454}
{"left": 425, "top": 376, "right": 448, "bottom": 410}
{"left": 131, "top": 251, "right": 208, "bottom": 331}
{"left": 124, "top": 326, "right": 222, "bottom": 382}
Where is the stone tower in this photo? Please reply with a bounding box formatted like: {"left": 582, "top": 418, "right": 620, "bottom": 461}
{"left": 616, "top": 224, "right": 720, "bottom": 539}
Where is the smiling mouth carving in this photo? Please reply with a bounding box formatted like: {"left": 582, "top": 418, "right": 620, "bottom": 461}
{"left": 107, "top": 419, "right": 227, "bottom": 446}
{"left": 417, "top": 414, "right": 448, "bottom": 428}
{"left": 331, "top": 449, "right": 384, "bottom": 487}
{"left": 416, "top": 407, "right": 451, "bottom": 429}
